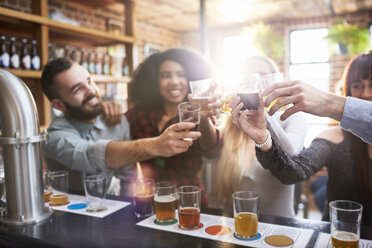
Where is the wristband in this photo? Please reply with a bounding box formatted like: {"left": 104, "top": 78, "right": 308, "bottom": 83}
{"left": 255, "top": 129, "right": 271, "bottom": 149}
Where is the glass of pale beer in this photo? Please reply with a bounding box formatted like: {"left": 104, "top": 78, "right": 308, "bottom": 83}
{"left": 329, "top": 200, "right": 362, "bottom": 248}
{"left": 49, "top": 171, "right": 69, "bottom": 206}
{"left": 232, "top": 191, "right": 259, "bottom": 239}
{"left": 189, "top": 78, "right": 214, "bottom": 113}
{"left": 236, "top": 74, "right": 262, "bottom": 111}
{"left": 261, "top": 72, "right": 288, "bottom": 111}
{"left": 154, "top": 181, "right": 177, "bottom": 224}
{"left": 178, "top": 102, "right": 200, "bottom": 141}
{"left": 177, "top": 185, "right": 201, "bottom": 230}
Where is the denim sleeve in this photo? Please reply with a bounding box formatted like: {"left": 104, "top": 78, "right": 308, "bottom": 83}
{"left": 340, "top": 97, "right": 372, "bottom": 144}
{"left": 44, "top": 129, "right": 110, "bottom": 174}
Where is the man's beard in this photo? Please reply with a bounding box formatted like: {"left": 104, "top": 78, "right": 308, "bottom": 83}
{"left": 63, "top": 94, "right": 102, "bottom": 121}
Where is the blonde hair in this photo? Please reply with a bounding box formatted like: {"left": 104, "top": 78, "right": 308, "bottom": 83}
{"left": 215, "top": 118, "right": 255, "bottom": 203}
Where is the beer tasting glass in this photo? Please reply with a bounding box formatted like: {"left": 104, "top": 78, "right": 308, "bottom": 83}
{"left": 49, "top": 171, "right": 69, "bottom": 205}
{"left": 220, "top": 91, "right": 236, "bottom": 116}
{"left": 133, "top": 178, "right": 154, "bottom": 218}
{"left": 232, "top": 191, "right": 259, "bottom": 239}
{"left": 260, "top": 72, "right": 287, "bottom": 111}
{"left": 43, "top": 171, "right": 53, "bottom": 202}
{"left": 329, "top": 200, "right": 362, "bottom": 248}
{"left": 84, "top": 175, "right": 107, "bottom": 212}
{"left": 178, "top": 102, "right": 200, "bottom": 141}
{"left": 154, "top": 181, "right": 177, "bottom": 223}
{"left": 189, "top": 78, "right": 214, "bottom": 113}
{"left": 177, "top": 185, "right": 201, "bottom": 230}
{"left": 236, "top": 74, "right": 262, "bottom": 111}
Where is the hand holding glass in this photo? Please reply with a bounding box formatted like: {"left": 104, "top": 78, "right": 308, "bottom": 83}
{"left": 261, "top": 73, "right": 287, "bottom": 111}
{"left": 178, "top": 102, "right": 200, "bottom": 141}
{"left": 84, "top": 175, "right": 107, "bottom": 212}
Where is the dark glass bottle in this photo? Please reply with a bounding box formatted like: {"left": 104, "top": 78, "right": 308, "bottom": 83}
{"left": 0, "top": 36, "right": 10, "bottom": 68}
{"left": 80, "top": 48, "right": 88, "bottom": 70}
{"left": 87, "top": 49, "right": 95, "bottom": 74}
{"left": 31, "top": 40, "right": 40, "bottom": 70}
{"left": 21, "top": 38, "right": 31, "bottom": 70}
{"left": 10, "top": 37, "right": 20, "bottom": 69}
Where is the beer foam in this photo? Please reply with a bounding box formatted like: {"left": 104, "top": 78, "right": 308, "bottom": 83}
{"left": 154, "top": 195, "right": 176, "bottom": 202}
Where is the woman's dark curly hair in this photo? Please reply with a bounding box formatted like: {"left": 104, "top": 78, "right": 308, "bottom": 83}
{"left": 129, "top": 48, "right": 214, "bottom": 111}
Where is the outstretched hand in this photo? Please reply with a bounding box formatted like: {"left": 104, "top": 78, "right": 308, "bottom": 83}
{"left": 154, "top": 122, "right": 201, "bottom": 157}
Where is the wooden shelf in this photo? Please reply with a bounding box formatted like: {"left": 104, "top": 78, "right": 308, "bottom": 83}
{"left": 5, "top": 69, "right": 42, "bottom": 79}
{"left": 93, "top": 74, "right": 131, "bottom": 84}
{"left": 0, "top": 7, "right": 135, "bottom": 45}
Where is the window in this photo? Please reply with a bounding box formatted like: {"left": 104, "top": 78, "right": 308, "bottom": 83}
{"left": 289, "top": 28, "right": 330, "bottom": 146}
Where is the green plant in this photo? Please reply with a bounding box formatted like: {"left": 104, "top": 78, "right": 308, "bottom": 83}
{"left": 241, "top": 22, "right": 284, "bottom": 61}
{"left": 324, "top": 19, "right": 370, "bottom": 55}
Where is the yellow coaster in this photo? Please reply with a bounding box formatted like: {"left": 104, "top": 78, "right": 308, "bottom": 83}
{"left": 265, "top": 235, "right": 294, "bottom": 247}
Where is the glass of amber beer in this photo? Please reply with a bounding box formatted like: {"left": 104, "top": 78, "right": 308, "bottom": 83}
{"left": 232, "top": 191, "right": 259, "bottom": 239}
{"left": 189, "top": 78, "right": 214, "bottom": 113}
{"left": 154, "top": 181, "right": 177, "bottom": 223}
{"left": 329, "top": 200, "right": 362, "bottom": 248}
{"left": 49, "top": 171, "right": 69, "bottom": 206}
{"left": 177, "top": 185, "right": 201, "bottom": 230}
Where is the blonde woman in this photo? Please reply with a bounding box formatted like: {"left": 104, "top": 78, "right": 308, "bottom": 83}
{"left": 215, "top": 56, "right": 307, "bottom": 217}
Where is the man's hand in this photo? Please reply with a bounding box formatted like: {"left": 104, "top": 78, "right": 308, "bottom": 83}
{"left": 101, "top": 101, "right": 124, "bottom": 126}
{"left": 153, "top": 122, "right": 201, "bottom": 157}
{"left": 262, "top": 80, "right": 346, "bottom": 121}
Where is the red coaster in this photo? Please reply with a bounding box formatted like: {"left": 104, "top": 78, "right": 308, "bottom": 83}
{"left": 49, "top": 201, "right": 70, "bottom": 207}
{"left": 205, "top": 225, "right": 231, "bottom": 235}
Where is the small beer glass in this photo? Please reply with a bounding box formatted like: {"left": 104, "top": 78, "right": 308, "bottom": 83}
{"left": 84, "top": 175, "right": 107, "bottom": 212}
{"left": 261, "top": 72, "right": 287, "bottom": 111}
{"left": 133, "top": 178, "right": 154, "bottom": 218}
{"left": 232, "top": 191, "right": 259, "bottom": 239}
{"left": 236, "top": 74, "right": 262, "bottom": 111}
{"left": 329, "top": 200, "right": 362, "bottom": 248}
{"left": 189, "top": 78, "right": 213, "bottom": 113}
{"left": 154, "top": 181, "right": 177, "bottom": 224}
{"left": 49, "top": 171, "right": 69, "bottom": 206}
{"left": 43, "top": 171, "right": 53, "bottom": 202}
{"left": 178, "top": 102, "right": 200, "bottom": 141}
{"left": 177, "top": 185, "right": 201, "bottom": 230}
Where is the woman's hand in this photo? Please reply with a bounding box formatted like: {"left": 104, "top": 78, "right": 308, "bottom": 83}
{"left": 231, "top": 95, "right": 268, "bottom": 145}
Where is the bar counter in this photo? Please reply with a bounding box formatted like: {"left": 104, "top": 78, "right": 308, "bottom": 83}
{"left": 0, "top": 196, "right": 371, "bottom": 248}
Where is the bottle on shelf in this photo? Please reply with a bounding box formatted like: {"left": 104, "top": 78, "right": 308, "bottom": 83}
{"left": 48, "top": 42, "right": 54, "bottom": 62}
{"left": 64, "top": 45, "right": 71, "bottom": 59}
{"left": 122, "top": 57, "right": 129, "bottom": 76}
{"left": 95, "top": 51, "right": 102, "bottom": 75}
{"left": 80, "top": 48, "right": 88, "bottom": 70}
{"left": 87, "top": 49, "right": 95, "bottom": 74}
{"left": 21, "top": 38, "right": 31, "bottom": 70}
{"left": 31, "top": 40, "right": 40, "bottom": 70}
{"left": 71, "top": 46, "right": 79, "bottom": 64}
{"left": 10, "top": 37, "right": 20, "bottom": 69}
{"left": 102, "top": 51, "right": 110, "bottom": 75}
{"left": 0, "top": 36, "right": 10, "bottom": 68}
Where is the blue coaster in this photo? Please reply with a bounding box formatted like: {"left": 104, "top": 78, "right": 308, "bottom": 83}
{"left": 67, "top": 203, "right": 87, "bottom": 210}
{"left": 234, "top": 232, "right": 261, "bottom": 241}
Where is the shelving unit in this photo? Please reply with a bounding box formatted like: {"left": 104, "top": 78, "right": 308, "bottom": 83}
{"left": 0, "top": 0, "right": 135, "bottom": 130}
